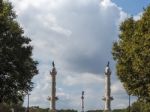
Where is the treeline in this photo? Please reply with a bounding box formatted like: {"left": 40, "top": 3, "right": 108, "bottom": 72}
{"left": 87, "top": 109, "right": 126, "bottom": 112}
{"left": 87, "top": 110, "right": 103, "bottom": 112}
{"left": 31, "top": 108, "right": 127, "bottom": 112}
{"left": 57, "top": 109, "right": 77, "bottom": 112}
{"left": 0, "top": 104, "right": 127, "bottom": 112}
{"left": 1, "top": 102, "right": 150, "bottom": 112}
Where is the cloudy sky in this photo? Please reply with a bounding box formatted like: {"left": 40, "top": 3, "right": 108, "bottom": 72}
{"left": 10, "top": 0, "right": 149, "bottom": 111}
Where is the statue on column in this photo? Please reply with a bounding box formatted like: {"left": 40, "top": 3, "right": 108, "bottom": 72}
{"left": 48, "top": 61, "right": 58, "bottom": 112}
{"left": 102, "top": 62, "right": 113, "bottom": 112}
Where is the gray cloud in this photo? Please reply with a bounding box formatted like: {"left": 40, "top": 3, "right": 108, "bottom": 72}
{"left": 14, "top": 0, "right": 120, "bottom": 74}
{"left": 10, "top": 0, "right": 135, "bottom": 111}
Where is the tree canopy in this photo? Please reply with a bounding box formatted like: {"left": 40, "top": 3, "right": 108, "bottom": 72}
{"left": 130, "top": 101, "right": 150, "bottom": 112}
{"left": 112, "top": 5, "right": 150, "bottom": 101}
{"left": 0, "top": 0, "right": 38, "bottom": 104}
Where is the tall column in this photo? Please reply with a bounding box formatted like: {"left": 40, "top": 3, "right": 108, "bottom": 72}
{"left": 81, "top": 91, "right": 84, "bottom": 112}
{"left": 27, "top": 92, "right": 30, "bottom": 112}
{"left": 102, "top": 62, "right": 113, "bottom": 112}
{"left": 50, "top": 61, "right": 57, "bottom": 112}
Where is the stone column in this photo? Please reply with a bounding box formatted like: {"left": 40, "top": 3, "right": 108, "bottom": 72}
{"left": 50, "top": 62, "right": 57, "bottom": 112}
{"left": 103, "top": 62, "right": 113, "bottom": 112}
{"left": 81, "top": 91, "right": 84, "bottom": 112}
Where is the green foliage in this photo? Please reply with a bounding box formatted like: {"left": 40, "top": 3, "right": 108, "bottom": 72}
{"left": 11, "top": 103, "right": 25, "bottom": 112}
{"left": 29, "top": 107, "right": 49, "bottom": 112}
{"left": 0, "top": 103, "right": 25, "bottom": 112}
{"left": 0, "top": 103, "right": 11, "bottom": 112}
{"left": 28, "top": 108, "right": 77, "bottom": 112}
{"left": 87, "top": 109, "right": 127, "bottom": 112}
{"left": 87, "top": 110, "right": 103, "bottom": 112}
{"left": 0, "top": 0, "right": 38, "bottom": 104}
{"left": 57, "top": 109, "right": 77, "bottom": 112}
{"left": 129, "top": 100, "right": 150, "bottom": 112}
{"left": 112, "top": 109, "right": 127, "bottom": 112}
{"left": 112, "top": 5, "right": 150, "bottom": 101}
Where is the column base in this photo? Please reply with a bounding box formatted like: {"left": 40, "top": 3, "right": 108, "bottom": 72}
{"left": 104, "top": 110, "right": 111, "bottom": 112}
{"left": 49, "top": 109, "right": 56, "bottom": 112}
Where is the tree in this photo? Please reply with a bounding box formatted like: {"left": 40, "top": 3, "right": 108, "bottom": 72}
{"left": 129, "top": 101, "right": 150, "bottom": 112}
{"left": 112, "top": 5, "right": 150, "bottom": 102}
{"left": 87, "top": 110, "right": 103, "bottom": 112}
{"left": 57, "top": 109, "right": 77, "bottom": 112}
{"left": 0, "top": 0, "right": 38, "bottom": 104}
{"left": 112, "top": 109, "right": 127, "bottom": 112}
